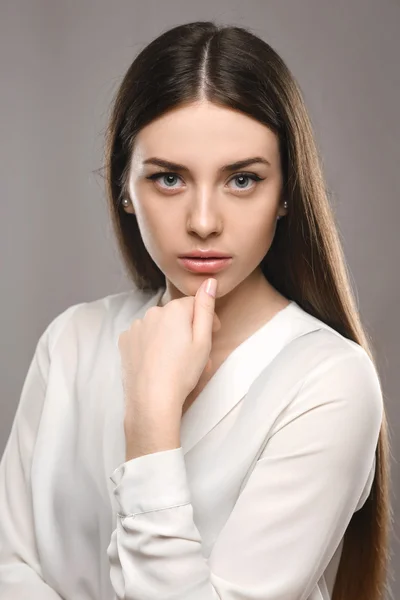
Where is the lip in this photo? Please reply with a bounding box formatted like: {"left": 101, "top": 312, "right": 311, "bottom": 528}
{"left": 179, "top": 249, "right": 232, "bottom": 259}
{"left": 178, "top": 257, "right": 232, "bottom": 273}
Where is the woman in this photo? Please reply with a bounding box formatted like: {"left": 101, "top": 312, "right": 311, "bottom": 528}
{"left": 0, "top": 20, "right": 391, "bottom": 600}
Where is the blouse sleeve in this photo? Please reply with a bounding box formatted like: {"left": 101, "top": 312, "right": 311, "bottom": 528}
{"left": 107, "top": 348, "right": 383, "bottom": 600}
{"left": 0, "top": 306, "right": 79, "bottom": 599}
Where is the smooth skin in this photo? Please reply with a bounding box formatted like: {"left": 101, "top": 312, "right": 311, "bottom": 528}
{"left": 119, "top": 99, "right": 289, "bottom": 460}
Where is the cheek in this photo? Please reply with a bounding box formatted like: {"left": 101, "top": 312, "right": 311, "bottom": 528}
{"left": 234, "top": 208, "right": 276, "bottom": 252}
{"left": 135, "top": 206, "right": 177, "bottom": 257}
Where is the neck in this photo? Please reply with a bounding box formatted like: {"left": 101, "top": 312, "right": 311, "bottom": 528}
{"left": 159, "top": 268, "right": 289, "bottom": 353}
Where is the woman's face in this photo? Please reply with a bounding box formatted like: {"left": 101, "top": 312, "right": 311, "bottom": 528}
{"left": 125, "top": 100, "right": 287, "bottom": 303}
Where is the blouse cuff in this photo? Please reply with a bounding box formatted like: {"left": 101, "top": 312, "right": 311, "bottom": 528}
{"left": 109, "top": 446, "right": 192, "bottom": 517}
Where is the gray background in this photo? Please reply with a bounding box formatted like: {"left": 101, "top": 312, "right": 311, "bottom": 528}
{"left": 1, "top": 0, "right": 399, "bottom": 594}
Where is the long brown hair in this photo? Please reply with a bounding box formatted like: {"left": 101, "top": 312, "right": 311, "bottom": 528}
{"left": 102, "top": 21, "right": 393, "bottom": 599}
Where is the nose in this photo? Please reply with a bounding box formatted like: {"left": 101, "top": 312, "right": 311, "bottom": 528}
{"left": 186, "top": 188, "right": 223, "bottom": 238}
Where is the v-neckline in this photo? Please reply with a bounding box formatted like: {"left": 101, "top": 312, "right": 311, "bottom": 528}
{"left": 149, "top": 286, "right": 297, "bottom": 409}
{"left": 131, "top": 289, "right": 324, "bottom": 455}
{"left": 185, "top": 299, "right": 296, "bottom": 403}
{"left": 150, "top": 287, "right": 300, "bottom": 398}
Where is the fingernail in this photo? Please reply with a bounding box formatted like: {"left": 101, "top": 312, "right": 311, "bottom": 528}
{"left": 205, "top": 278, "right": 217, "bottom": 298}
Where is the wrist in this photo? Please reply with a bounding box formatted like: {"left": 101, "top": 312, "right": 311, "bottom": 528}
{"left": 124, "top": 413, "right": 182, "bottom": 461}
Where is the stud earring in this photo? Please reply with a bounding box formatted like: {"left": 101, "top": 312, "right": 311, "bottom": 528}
{"left": 121, "top": 198, "right": 131, "bottom": 207}
{"left": 277, "top": 200, "right": 288, "bottom": 220}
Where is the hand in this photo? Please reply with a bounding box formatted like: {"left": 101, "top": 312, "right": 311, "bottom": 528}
{"left": 118, "top": 278, "right": 221, "bottom": 424}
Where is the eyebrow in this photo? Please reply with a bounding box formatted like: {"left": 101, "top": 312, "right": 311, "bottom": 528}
{"left": 142, "top": 156, "right": 271, "bottom": 173}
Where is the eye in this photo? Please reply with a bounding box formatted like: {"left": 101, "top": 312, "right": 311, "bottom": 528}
{"left": 146, "top": 172, "right": 184, "bottom": 190}
{"left": 146, "top": 171, "right": 265, "bottom": 193}
{"left": 228, "top": 173, "right": 264, "bottom": 192}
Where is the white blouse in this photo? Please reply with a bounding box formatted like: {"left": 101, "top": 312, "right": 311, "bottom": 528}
{"left": 0, "top": 286, "right": 383, "bottom": 600}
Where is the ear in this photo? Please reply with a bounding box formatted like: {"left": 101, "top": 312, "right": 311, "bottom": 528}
{"left": 278, "top": 197, "right": 288, "bottom": 219}
{"left": 121, "top": 198, "right": 135, "bottom": 215}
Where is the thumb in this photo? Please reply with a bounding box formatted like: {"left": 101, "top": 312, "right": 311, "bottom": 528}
{"left": 193, "top": 278, "right": 218, "bottom": 348}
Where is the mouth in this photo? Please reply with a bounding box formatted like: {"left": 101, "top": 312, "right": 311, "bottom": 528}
{"left": 178, "top": 256, "right": 232, "bottom": 274}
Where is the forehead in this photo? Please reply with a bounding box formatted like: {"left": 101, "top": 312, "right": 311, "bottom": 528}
{"left": 131, "top": 101, "right": 279, "bottom": 168}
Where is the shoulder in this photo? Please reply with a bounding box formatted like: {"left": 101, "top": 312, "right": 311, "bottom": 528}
{"left": 288, "top": 301, "right": 379, "bottom": 372}
{"left": 36, "top": 287, "right": 161, "bottom": 374}
{"left": 282, "top": 304, "right": 384, "bottom": 432}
